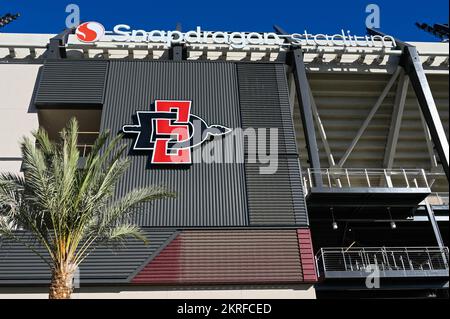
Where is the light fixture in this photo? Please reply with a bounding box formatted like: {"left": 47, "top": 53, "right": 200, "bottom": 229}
{"left": 387, "top": 207, "right": 396, "bottom": 230}
{"left": 330, "top": 207, "right": 338, "bottom": 230}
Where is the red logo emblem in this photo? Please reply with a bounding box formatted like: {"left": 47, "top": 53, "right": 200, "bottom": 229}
{"left": 75, "top": 22, "right": 105, "bottom": 43}
{"left": 122, "top": 100, "right": 231, "bottom": 165}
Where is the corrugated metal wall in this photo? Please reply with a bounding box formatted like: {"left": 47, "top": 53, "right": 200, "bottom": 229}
{"left": 34, "top": 60, "right": 108, "bottom": 107}
{"left": 237, "top": 63, "right": 306, "bottom": 225}
{"left": 0, "top": 230, "right": 175, "bottom": 284}
{"left": 101, "top": 60, "right": 309, "bottom": 227}
{"left": 132, "top": 230, "right": 304, "bottom": 284}
{"left": 297, "top": 229, "right": 318, "bottom": 282}
{"left": 245, "top": 157, "right": 307, "bottom": 225}
{"left": 102, "top": 61, "right": 249, "bottom": 227}
{"left": 1, "top": 59, "right": 316, "bottom": 286}
{"left": 237, "top": 63, "right": 297, "bottom": 155}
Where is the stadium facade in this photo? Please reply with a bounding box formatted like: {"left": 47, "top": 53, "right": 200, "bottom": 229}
{"left": 0, "top": 23, "right": 448, "bottom": 299}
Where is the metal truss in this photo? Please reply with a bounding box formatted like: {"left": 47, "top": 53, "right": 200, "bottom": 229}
{"left": 367, "top": 28, "right": 449, "bottom": 181}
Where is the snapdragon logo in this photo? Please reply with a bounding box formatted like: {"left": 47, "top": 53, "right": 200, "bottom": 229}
{"left": 75, "top": 21, "right": 105, "bottom": 43}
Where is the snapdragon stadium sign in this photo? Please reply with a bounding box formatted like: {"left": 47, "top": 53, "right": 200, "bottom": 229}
{"left": 75, "top": 22, "right": 397, "bottom": 49}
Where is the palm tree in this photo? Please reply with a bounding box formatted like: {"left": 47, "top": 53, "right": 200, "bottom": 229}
{"left": 0, "top": 118, "right": 175, "bottom": 299}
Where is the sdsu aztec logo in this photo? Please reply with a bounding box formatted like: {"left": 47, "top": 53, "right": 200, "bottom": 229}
{"left": 122, "top": 100, "right": 231, "bottom": 164}
{"left": 75, "top": 22, "right": 105, "bottom": 43}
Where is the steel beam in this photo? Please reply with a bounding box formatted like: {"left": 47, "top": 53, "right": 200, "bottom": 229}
{"left": 170, "top": 45, "right": 185, "bottom": 60}
{"left": 337, "top": 67, "right": 401, "bottom": 167}
{"left": 274, "top": 25, "right": 323, "bottom": 187}
{"left": 289, "top": 48, "right": 323, "bottom": 187}
{"left": 403, "top": 46, "right": 449, "bottom": 180}
{"left": 420, "top": 110, "right": 439, "bottom": 170}
{"left": 46, "top": 28, "right": 74, "bottom": 59}
{"left": 170, "top": 23, "right": 186, "bottom": 61}
{"left": 288, "top": 72, "right": 296, "bottom": 115}
{"left": 368, "top": 28, "right": 449, "bottom": 181}
{"left": 310, "top": 89, "right": 336, "bottom": 167}
{"left": 383, "top": 70, "right": 409, "bottom": 169}
{"left": 424, "top": 200, "right": 447, "bottom": 264}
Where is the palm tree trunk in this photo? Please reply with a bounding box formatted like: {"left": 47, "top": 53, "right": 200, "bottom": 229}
{"left": 48, "top": 265, "right": 74, "bottom": 299}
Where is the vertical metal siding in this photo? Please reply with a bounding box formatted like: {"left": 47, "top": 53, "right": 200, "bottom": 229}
{"left": 288, "top": 158, "right": 309, "bottom": 225}
{"left": 34, "top": 60, "right": 108, "bottom": 106}
{"left": 101, "top": 61, "right": 248, "bottom": 227}
{"left": 245, "top": 157, "right": 308, "bottom": 225}
{"left": 297, "top": 229, "right": 318, "bottom": 282}
{"left": 132, "top": 230, "right": 304, "bottom": 284}
{"left": 236, "top": 63, "right": 308, "bottom": 226}
{"left": 237, "top": 63, "right": 298, "bottom": 155}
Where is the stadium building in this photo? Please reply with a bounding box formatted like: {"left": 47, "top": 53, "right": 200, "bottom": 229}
{"left": 0, "top": 22, "right": 448, "bottom": 299}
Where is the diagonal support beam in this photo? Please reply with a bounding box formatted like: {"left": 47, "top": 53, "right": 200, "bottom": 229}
{"left": 403, "top": 46, "right": 449, "bottom": 180}
{"left": 288, "top": 72, "right": 296, "bottom": 115}
{"left": 289, "top": 49, "right": 323, "bottom": 187}
{"left": 424, "top": 200, "right": 447, "bottom": 260}
{"left": 368, "top": 28, "right": 449, "bottom": 181}
{"left": 274, "top": 25, "right": 323, "bottom": 187}
{"left": 383, "top": 70, "right": 409, "bottom": 169}
{"left": 309, "top": 89, "right": 336, "bottom": 167}
{"left": 419, "top": 110, "right": 439, "bottom": 170}
{"left": 337, "top": 67, "right": 401, "bottom": 167}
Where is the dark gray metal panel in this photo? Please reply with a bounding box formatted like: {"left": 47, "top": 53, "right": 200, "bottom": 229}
{"left": 101, "top": 61, "right": 248, "bottom": 227}
{"left": 245, "top": 156, "right": 308, "bottom": 226}
{"left": 287, "top": 158, "right": 309, "bottom": 226}
{"left": 0, "top": 230, "right": 175, "bottom": 284}
{"left": 237, "top": 63, "right": 308, "bottom": 226}
{"left": 34, "top": 60, "right": 108, "bottom": 107}
{"left": 236, "top": 63, "right": 298, "bottom": 155}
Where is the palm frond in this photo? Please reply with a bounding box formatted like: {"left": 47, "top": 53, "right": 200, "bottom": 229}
{"left": 96, "top": 186, "right": 175, "bottom": 231}
{"left": 3, "top": 118, "right": 175, "bottom": 277}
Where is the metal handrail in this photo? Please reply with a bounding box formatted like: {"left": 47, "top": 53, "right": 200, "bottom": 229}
{"left": 427, "top": 192, "right": 450, "bottom": 206}
{"left": 76, "top": 132, "right": 99, "bottom": 157}
{"left": 305, "top": 168, "right": 431, "bottom": 189}
{"left": 77, "top": 144, "right": 94, "bottom": 157}
{"left": 316, "top": 246, "right": 449, "bottom": 275}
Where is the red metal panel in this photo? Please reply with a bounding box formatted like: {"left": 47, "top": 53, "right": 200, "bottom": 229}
{"left": 296, "top": 229, "right": 318, "bottom": 283}
{"left": 131, "top": 230, "right": 309, "bottom": 285}
{"left": 131, "top": 235, "right": 182, "bottom": 284}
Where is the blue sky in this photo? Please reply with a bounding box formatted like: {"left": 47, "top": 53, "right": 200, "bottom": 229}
{"left": 0, "top": 0, "right": 448, "bottom": 41}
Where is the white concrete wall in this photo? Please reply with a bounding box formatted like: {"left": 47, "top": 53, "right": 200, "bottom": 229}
{"left": 0, "top": 285, "right": 316, "bottom": 299}
{"left": 0, "top": 63, "right": 41, "bottom": 173}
